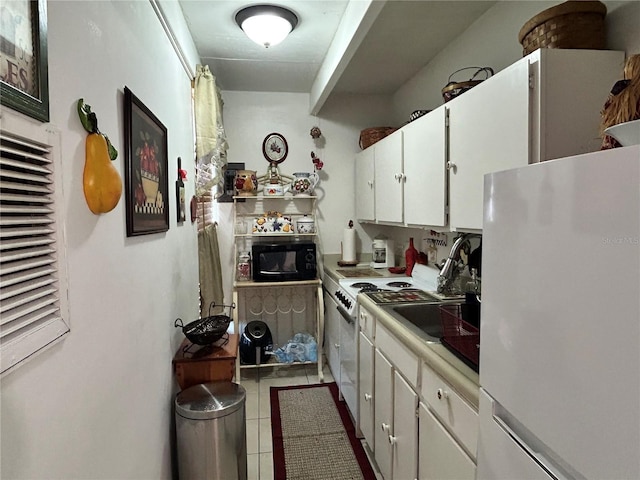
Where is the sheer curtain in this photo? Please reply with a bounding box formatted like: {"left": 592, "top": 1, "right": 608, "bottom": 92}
{"left": 193, "top": 65, "right": 228, "bottom": 315}
{"left": 194, "top": 64, "right": 228, "bottom": 196}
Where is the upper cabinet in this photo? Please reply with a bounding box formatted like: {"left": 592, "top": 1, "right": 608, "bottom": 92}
{"left": 356, "top": 48, "right": 624, "bottom": 232}
{"left": 355, "top": 146, "right": 375, "bottom": 222}
{"left": 447, "top": 48, "right": 624, "bottom": 231}
{"left": 374, "top": 131, "right": 404, "bottom": 224}
{"left": 403, "top": 106, "right": 447, "bottom": 227}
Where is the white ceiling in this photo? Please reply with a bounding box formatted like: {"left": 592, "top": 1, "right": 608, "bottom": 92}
{"left": 179, "top": 0, "right": 496, "bottom": 96}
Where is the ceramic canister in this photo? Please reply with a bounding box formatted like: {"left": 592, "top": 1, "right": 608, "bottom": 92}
{"left": 234, "top": 170, "right": 258, "bottom": 196}
{"left": 291, "top": 172, "right": 319, "bottom": 196}
{"left": 296, "top": 215, "right": 315, "bottom": 234}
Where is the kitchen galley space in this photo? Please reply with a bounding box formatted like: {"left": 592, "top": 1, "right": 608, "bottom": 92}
{"left": 1, "top": 1, "right": 639, "bottom": 480}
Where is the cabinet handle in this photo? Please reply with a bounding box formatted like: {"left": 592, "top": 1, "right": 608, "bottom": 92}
{"left": 388, "top": 435, "right": 397, "bottom": 446}
{"left": 364, "top": 393, "right": 372, "bottom": 402}
{"left": 367, "top": 180, "right": 374, "bottom": 187}
{"left": 334, "top": 343, "right": 340, "bottom": 350}
{"left": 437, "top": 388, "right": 449, "bottom": 400}
{"left": 447, "top": 161, "right": 457, "bottom": 172}
{"left": 381, "top": 422, "right": 390, "bottom": 433}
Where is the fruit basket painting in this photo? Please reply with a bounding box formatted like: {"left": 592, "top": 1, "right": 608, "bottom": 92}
{"left": 123, "top": 87, "right": 169, "bottom": 236}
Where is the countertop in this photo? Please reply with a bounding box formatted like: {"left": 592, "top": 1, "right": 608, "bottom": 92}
{"left": 322, "top": 254, "right": 480, "bottom": 409}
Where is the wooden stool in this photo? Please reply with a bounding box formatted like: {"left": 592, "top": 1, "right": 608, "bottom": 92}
{"left": 173, "top": 333, "right": 239, "bottom": 390}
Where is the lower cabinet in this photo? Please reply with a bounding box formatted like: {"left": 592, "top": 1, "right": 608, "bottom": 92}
{"left": 359, "top": 332, "right": 375, "bottom": 450}
{"left": 374, "top": 348, "right": 419, "bottom": 480}
{"left": 357, "top": 305, "right": 479, "bottom": 480}
{"left": 374, "top": 349, "right": 394, "bottom": 480}
{"left": 392, "top": 371, "right": 419, "bottom": 480}
{"left": 419, "top": 402, "right": 476, "bottom": 480}
{"left": 323, "top": 294, "right": 341, "bottom": 386}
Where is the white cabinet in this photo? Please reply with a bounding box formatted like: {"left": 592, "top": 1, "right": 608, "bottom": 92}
{"left": 447, "top": 48, "right": 624, "bottom": 231}
{"left": 323, "top": 294, "right": 341, "bottom": 386}
{"left": 340, "top": 311, "right": 357, "bottom": 416}
{"left": 374, "top": 349, "right": 394, "bottom": 480}
{"left": 419, "top": 402, "right": 475, "bottom": 480}
{"left": 358, "top": 332, "right": 375, "bottom": 451}
{"left": 354, "top": 147, "right": 375, "bottom": 222}
{"left": 447, "top": 59, "right": 529, "bottom": 231}
{"left": 403, "top": 106, "right": 447, "bottom": 227}
{"left": 373, "top": 130, "right": 404, "bottom": 224}
{"left": 392, "top": 371, "right": 419, "bottom": 480}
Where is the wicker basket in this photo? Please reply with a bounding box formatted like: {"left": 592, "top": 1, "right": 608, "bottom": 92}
{"left": 359, "top": 127, "right": 397, "bottom": 150}
{"left": 518, "top": 1, "right": 607, "bottom": 56}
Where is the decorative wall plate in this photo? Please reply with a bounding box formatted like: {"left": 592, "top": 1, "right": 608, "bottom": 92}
{"left": 262, "top": 133, "right": 288, "bottom": 164}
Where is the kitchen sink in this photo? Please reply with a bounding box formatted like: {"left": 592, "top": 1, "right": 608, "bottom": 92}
{"left": 382, "top": 302, "right": 462, "bottom": 343}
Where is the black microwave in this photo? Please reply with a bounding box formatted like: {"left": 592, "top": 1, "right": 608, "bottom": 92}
{"left": 252, "top": 243, "right": 317, "bottom": 282}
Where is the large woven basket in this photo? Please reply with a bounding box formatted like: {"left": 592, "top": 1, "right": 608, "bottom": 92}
{"left": 359, "top": 127, "right": 396, "bottom": 150}
{"left": 518, "top": 1, "right": 607, "bottom": 56}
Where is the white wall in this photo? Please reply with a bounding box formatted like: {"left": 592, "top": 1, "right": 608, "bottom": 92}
{"left": 392, "top": 0, "right": 640, "bottom": 125}
{"left": 1, "top": 2, "right": 200, "bottom": 479}
{"left": 215, "top": 91, "right": 392, "bottom": 304}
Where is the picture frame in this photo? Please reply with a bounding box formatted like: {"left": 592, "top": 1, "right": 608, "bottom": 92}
{"left": 0, "top": 0, "right": 50, "bottom": 122}
{"left": 123, "top": 86, "right": 169, "bottom": 236}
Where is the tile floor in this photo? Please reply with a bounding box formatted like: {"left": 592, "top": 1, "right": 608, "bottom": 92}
{"left": 239, "top": 362, "right": 335, "bottom": 480}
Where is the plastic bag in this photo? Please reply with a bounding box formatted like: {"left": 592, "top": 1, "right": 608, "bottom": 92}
{"left": 273, "top": 333, "right": 317, "bottom": 363}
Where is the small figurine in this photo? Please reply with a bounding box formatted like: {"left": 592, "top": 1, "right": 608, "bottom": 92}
{"left": 311, "top": 151, "right": 324, "bottom": 171}
{"left": 310, "top": 126, "right": 322, "bottom": 139}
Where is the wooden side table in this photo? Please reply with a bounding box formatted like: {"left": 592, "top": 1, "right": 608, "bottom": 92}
{"left": 172, "top": 333, "right": 239, "bottom": 390}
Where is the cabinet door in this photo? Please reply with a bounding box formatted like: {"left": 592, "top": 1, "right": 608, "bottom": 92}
{"left": 403, "top": 106, "right": 447, "bottom": 227}
{"left": 340, "top": 312, "right": 357, "bottom": 418}
{"left": 374, "top": 349, "right": 394, "bottom": 480}
{"left": 419, "top": 402, "right": 475, "bottom": 480}
{"left": 323, "top": 295, "right": 341, "bottom": 385}
{"left": 392, "top": 371, "right": 418, "bottom": 480}
{"left": 355, "top": 148, "right": 375, "bottom": 222}
{"left": 447, "top": 58, "right": 530, "bottom": 231}
{"left": 358, "top": 332, "right": 375, "bottom": 451}
{"left": 374, "top": 131, "right": 404, "bottom": 223}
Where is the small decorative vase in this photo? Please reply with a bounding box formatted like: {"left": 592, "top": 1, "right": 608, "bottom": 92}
{"left": 291, "top": 172, "right": 319, "bottom": 196}
{"left": 234, "top": 170, "right": 258, "bottom": 196}
{"left": 405, "top": 237, "right": 419, "bottom": 276}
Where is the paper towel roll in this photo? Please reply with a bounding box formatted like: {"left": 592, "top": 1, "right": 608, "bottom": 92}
{"left": 342, "top": 228, "right": 356, "bottom": 262}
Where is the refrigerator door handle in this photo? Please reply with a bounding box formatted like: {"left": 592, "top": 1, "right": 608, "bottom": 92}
{"left": 493, "top": 412, "right": 573, "bottom": 480}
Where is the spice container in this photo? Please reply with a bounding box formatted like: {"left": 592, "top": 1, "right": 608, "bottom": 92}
{"left": 237, "top": 252, "right": 251, "bottom": 281}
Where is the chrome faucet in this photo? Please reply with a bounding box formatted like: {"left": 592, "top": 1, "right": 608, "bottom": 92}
{"left": 437, "top": 233, "right": 481, "bottom": 293}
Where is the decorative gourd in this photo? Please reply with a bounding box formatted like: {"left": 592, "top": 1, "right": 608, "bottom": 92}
{"left": 77, "top": 99, "right": 122, "bottom": 214}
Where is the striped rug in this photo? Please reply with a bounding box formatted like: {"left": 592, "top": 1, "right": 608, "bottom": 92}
{"left": 270, "top": 383, "right": 377, "bottom": 480}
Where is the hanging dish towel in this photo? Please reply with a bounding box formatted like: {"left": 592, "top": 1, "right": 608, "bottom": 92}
{"left": 197, "top": 223, "right": 224, "bottom": 316}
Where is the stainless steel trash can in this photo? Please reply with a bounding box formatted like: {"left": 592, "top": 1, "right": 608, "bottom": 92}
{"left": 175, "top": 382, "right": 247, "bottom": 480}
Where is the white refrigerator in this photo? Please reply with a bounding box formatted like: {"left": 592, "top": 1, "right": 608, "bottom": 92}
{"left": 477, "top": 146, "right": 640, "bottom": 479}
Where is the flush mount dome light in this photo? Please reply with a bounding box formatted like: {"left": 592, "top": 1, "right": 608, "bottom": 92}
{"left": 235, "top": 5, "right": 298, "bottom": 48}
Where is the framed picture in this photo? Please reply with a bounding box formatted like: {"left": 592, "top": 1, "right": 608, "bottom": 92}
{"left": 124, "top": 86, "right": 169, "bottom": 236}
{"left": 0, "top": 0, "right": 49, "bottom": 122}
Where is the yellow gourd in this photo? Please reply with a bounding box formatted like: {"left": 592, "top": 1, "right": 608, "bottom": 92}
{"left": 77, "top": 99, "right": 122, "bottom": 214}
{"left": 84, "top": 133, "right": 122, "bottom": 214}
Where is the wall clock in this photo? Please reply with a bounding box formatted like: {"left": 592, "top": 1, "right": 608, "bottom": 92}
{"left": 262, "top": 133, "right": 288, "bottom": 164}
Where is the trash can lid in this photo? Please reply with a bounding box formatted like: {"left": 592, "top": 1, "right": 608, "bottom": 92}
{"left": 175, "top": 382, "right": 246, "bottom": 420}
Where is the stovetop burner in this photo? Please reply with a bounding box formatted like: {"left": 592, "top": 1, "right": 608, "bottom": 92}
{"left": 387, "top": 281, "right": 413, "bottom": 288}
{"left": 351, "top": 282, "right": 376, "bottom": 289}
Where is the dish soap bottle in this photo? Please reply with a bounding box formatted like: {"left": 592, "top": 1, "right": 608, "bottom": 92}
{"left": 405, "top": 237, "right": 419, "bottom": 276}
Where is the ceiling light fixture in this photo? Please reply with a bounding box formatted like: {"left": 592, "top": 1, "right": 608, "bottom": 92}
{"left": 235, "top": 5, "right": 298, "bottom": 48}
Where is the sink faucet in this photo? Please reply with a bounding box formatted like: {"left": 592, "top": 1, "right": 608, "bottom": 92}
{"left": 437, "top": 233, "right": 481, "bottom": 293}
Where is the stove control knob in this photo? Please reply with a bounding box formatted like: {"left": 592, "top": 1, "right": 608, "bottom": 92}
{"left": 336, "top": 291, "right": 343, "bottom": 301}
{"left": 346, "top": 299, "right": 352, "bottom": 309}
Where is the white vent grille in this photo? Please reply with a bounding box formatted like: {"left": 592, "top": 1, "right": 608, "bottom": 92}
{"left": 0, "top": 122, "right": 69, "bottom": 375}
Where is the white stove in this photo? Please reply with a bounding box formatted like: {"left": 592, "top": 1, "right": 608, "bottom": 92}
{"left": 333, "top": 264, "right": 462, "bottom": 318}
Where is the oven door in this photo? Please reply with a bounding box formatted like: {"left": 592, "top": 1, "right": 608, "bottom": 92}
{"left": 336, "top": 304, "right": 357, "bottom": 421}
